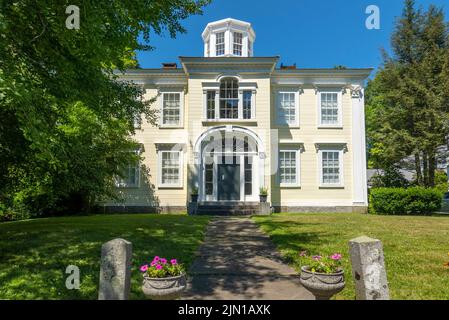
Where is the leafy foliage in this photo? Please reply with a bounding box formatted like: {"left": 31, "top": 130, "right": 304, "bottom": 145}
{"left": 0, "top": 0, "right": 210, "bottom": 218}
{"left": 298, "top": 251, "right": 342, "bottom": 274}
{"left": 369, "top": 167, "right": 410, "bottom": 188}
{"left": 140, "top": 256, "right": 185, "bottom": 278}
{"left": 369, "top": 187, "right": 442, "bottom": 215}
{"left": 366, "top": 0, "right": 449, "bottom": 187}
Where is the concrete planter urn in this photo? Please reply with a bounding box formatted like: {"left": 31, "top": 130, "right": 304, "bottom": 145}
{"left": 191, "top": 194, "right": 198, "bottom": 203}
{"left": 299, "top": 266, "right": 345, "bottom": 300}
{"left": 142, "top": 273, "right": 187, "bottom": 300}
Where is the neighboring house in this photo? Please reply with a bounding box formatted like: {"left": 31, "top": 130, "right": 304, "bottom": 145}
{"left": 103, "top": 18, "right": 372, "bottom": 213}
{"left": 366, "top": 169, "right": 415, "bottom": 188}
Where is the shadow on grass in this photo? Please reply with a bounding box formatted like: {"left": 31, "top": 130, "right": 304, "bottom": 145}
{"left": 0, "top": 214, "right": 210, "bottom": 300}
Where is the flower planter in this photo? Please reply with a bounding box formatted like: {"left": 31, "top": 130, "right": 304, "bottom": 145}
{"left": 142, "top": 273, "right": 187, "bottom": 300}
{"left": 259, "top": 194, "right": 267, "bottom": 203}
{"left": 191, "top": 194, "right": 198, "bottom": 203}
{"left": 299, "top": 266, "right": 345, "bottom": 300}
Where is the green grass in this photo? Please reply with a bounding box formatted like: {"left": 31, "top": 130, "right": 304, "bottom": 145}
{"left": 0, "top": 214, "right": 210, "bottom": 300}
{"left": 254, "top": 213, "right": 449, "bottom": 300}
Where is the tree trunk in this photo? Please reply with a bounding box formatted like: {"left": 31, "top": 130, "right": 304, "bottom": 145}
{"left": 414, "top": 152, "right": 423, "bottom": 185}
{"left": 428, "top": 151, "right": 436, "bottom": 187}
{"left": 423, "top": 152, "right": 429, "bottom": 187}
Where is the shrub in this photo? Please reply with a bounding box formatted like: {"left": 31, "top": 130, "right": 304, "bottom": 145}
{"left": 369, "top": 187, "right": 442, "bottom": 215}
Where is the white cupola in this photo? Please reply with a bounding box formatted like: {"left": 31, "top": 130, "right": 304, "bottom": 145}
{"left": 202, "top": 18, "right": 256, "bottom": 57}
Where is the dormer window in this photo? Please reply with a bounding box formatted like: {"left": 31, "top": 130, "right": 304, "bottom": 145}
{"left": 216, "top": 32, "right": 225, "bottom": 56}
{"left": 233, "top": 32, "right": 243, "bottom": 56}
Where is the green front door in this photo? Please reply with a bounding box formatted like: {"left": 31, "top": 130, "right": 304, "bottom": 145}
{"left": 218, "top": 164, "right": 240, "bottom": 201}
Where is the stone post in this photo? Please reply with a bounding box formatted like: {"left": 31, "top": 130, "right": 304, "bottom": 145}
{"left": 98, "top": 238, "right": 132, "bottom": 300}
{"left": 348, "top": 236, "right": 389, "bottom": 300}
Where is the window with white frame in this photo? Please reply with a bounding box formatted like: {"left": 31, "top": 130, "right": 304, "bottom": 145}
{"left": 277, "top": 91, "right": 298, "bottom": 126}
{"left": 159, "top": 150, "right": 183, "bottom": 187}
{"left": 319, "top": 91, "right": 342, "bottom": 126}
{"left": 206, "top": 91, "right": 216, "bottom": 119}
{"left": 216, "top": 32, "right": 225, "bottom": 56}
{"left": 243, "top": 90, "right": 252, "bottom": 119}
{"left": 233, "top": 32, "right": 243, "bottom": 56}
{"left": 320, "top": 150, "right": 343, "bottom": 186}
{"left": 162, "top": 92, "right": 182, "bottom": 126}
{"left": 279, "top": 150, "right": 300, "bottom": 186}
{"left": 219, "top": 78, "right": 239, "bottom": 119}
{"left": 116, "top": 157, "right": 140, "bottom": 188}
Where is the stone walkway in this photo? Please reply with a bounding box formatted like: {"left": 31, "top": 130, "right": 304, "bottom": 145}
{"left": 183, "top": 217, "right": 314, "bottom": 300}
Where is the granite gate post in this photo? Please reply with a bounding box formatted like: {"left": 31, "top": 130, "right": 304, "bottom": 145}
{"left": 98, "top": 238, "right": 132, "bottom": 300}
{"left": 348, "top": 236, "right": 389, "bottom": 300}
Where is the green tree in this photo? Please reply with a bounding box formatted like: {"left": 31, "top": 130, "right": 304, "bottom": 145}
{"left": 366, "top": 0, "right": 449, "bottom": 187}
{"left": 0, "top": 0, "right": 210, "bottom": 217}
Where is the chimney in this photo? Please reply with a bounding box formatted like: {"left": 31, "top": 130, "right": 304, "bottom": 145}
{"left": 162, "top": 63, "right": 178, "bottom": 69}
{"left": 280, "top": 63, "right": 297, "bottom": 70}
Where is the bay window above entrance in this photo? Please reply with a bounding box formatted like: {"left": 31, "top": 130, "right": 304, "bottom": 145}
{"left": 203, "top": 77, "right": 256, "bottom": 121}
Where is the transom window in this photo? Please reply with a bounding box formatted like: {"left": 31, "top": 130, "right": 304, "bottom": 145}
{"left": 277, "top": 92, "right": 298, "bottom": 126}
{"left": 159, "top": 150, "right": 183, "bottom": 187}
{"left": 321, "top": 151, "right": 341, "bottom": 185}
{"left": 220, "top": 79, "right": 239, "bottom": 119}
{"left": 319, "top": 91, "right": 341, "bottom": 126}
{"left": 279, "top": 150, "right": 300, "bottom": 186}
{"left": 233, "top": 32, "right": 243, "bottom": 56}
{"left": 162, "top": 93, "right": 181, "bottom": 126}
{"left": 216, "top": 32, "right": 225, "bottom": 56}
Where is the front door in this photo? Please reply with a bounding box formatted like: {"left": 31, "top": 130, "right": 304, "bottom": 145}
{"left": 218, "top": 164, "right": 240, "bottom": 201}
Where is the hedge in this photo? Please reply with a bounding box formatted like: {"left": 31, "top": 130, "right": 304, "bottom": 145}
{"left": 369, "top": 187, "right": 442, "bottom": 215}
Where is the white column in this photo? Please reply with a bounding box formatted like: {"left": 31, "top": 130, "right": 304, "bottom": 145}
{"left": 215, "top": 91, "right": 220, "bottom": 119}
{"left": 351, "top": 87, "right": 368, "bottom": 206}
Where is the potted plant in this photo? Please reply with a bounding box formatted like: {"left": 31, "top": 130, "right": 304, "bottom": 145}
{"left": 259, "top": 187, "right": 268, "bottom": 203}
{"left": 298, "top": 251, "right": 345, "bottom": 300}
{"left": 191, "top": 187, "right": 199, "bottom": 203}
{"left": 140, "top": 256, "right": 186, "bottom": 300}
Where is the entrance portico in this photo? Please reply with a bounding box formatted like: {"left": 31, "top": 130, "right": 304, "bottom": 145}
{"left": 194, "top": 126, "right": 265, "bottom": 203}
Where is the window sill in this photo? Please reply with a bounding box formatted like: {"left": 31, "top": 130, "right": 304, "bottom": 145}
{"left": 202, "top": 119, "right": 257, "bottom": 125}
{"left": 158, "top": 185, "right": 184, "bottom": 189}
{"left": 280, "top": 184, "right": 301, "bottom": 189}
{"left": 159, "top": 125, "right": 184, "bottom": 129}
{"left": 277, "top": 124, "right": 300, "bottom": 129}
{"left": 317, "top": 125, "right": 343, "bottom": 129}
{"left": 319, "top": 185, "right": 345, "bottom": 189}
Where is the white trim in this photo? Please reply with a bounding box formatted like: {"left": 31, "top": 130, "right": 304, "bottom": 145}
{"left": 279, "top": 149, "right": 301, "bottom": 188}
{"left": 316, "top": 88, "right": 343, "bottom": 128}
{"left": 318, "top": 148, "right": 344, "bottom": 188}
{"left": 159, "top": 90, "right": 184, "bottom": 128}
{"left": 276, "top": 89, "right": 300, "bottom": 127}
{"left": 351, "top": 87, "right": 368, "bottom": 205}
{"left": 157, "top": 150, "right": 183, "bottom": 188}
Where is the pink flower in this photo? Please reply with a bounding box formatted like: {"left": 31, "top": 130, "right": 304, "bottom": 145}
{"left": 299, "top": 251, "right": 307, "bottom": 257}
{"left": 140, "top": 265, "right": 148, "bottom": 272}
{"left": 150, "top": 261, "right": 157, "bottom": 267}
{"left": 312, "top": 255, "right": 322, "bottom": 261}
{"left": 153, "top": 256, "right": 160, "bottom": 262}
{"left": 160, "top": 258, "right": 167, "bottom": 264}
{"left": 331, "top": 253, "right": 342, "bottom": 261}
{"left": 156, "top": 264, "right": 163, "bottom": 270}
{"left": 170, "top": 259, "right": 177, "bottom": 265}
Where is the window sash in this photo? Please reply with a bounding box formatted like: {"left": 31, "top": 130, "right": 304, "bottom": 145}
{"left": 278, "top": 92, "right": 297, "bottom": 125}
{"left": 162, "top": 93, "right": 181, "bottom": 126}
{"left": 319, "top": 91, "right": 341, "bottom": 126}
{"left": 159, "top": 151, "right": 182, "bottom": 187}
{"left": 206, "top": 91, "right": 216, "bottom": 119}
{"left": 243, "top": 91, "right": 252, "bottom": 119}
{"left": 216, "top": 32, "right": 225, "bottom": 56}
{"left": 279, "top": 150, "right": 298, "bottom": 186}
{"left": 233, "top": 32, "right": 243, "bottom": 56}
{"left": 117, "top": 161, "right": 140, "bottom": 188}
{"left": 321, "top": 151, "right": 341, "bottom": 185}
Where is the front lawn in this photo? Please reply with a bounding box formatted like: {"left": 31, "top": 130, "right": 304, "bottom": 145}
{"left": 0, "top": 214, "right": 210, "bottom": 299}
{"left": 254, "top": 213, "right": 449, "bottom": 300}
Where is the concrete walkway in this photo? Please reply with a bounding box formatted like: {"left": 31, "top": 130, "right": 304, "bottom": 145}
{"left": 183, "top": 217, "right": 314, "bottom": 300}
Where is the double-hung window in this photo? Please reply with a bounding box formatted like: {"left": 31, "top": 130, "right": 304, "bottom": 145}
{"left": 318, "top": 90, "right": 342, "bottom": 127}
{"left": 219, "top": 78, "right": 239, "bottom": 119}
{"left": 233, "top": 32, "right": 243, "bottom": 56}
{"left": 277, "top": 91, "right": 299, "bottom": 126}
{"left": 216, "top": 32, "right": 225, "bottom": 56}
{"left": 158, "top": 150, "right": 183, "bottom": 188}
{"left": 116, "top": 150, "right": 140, "bottom": 188}
{"left": 319, "top": 149, "right": 343, "bottom": 187}
{"left": 279, "top": 150, "right": 300, "bottom": 187}
{"left": 161, "top": 92, "right": 183, "bottom": 127}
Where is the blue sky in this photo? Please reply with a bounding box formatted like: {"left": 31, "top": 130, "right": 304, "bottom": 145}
{"left": 136, "top": 0, "right": 449, "bottom": 72}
